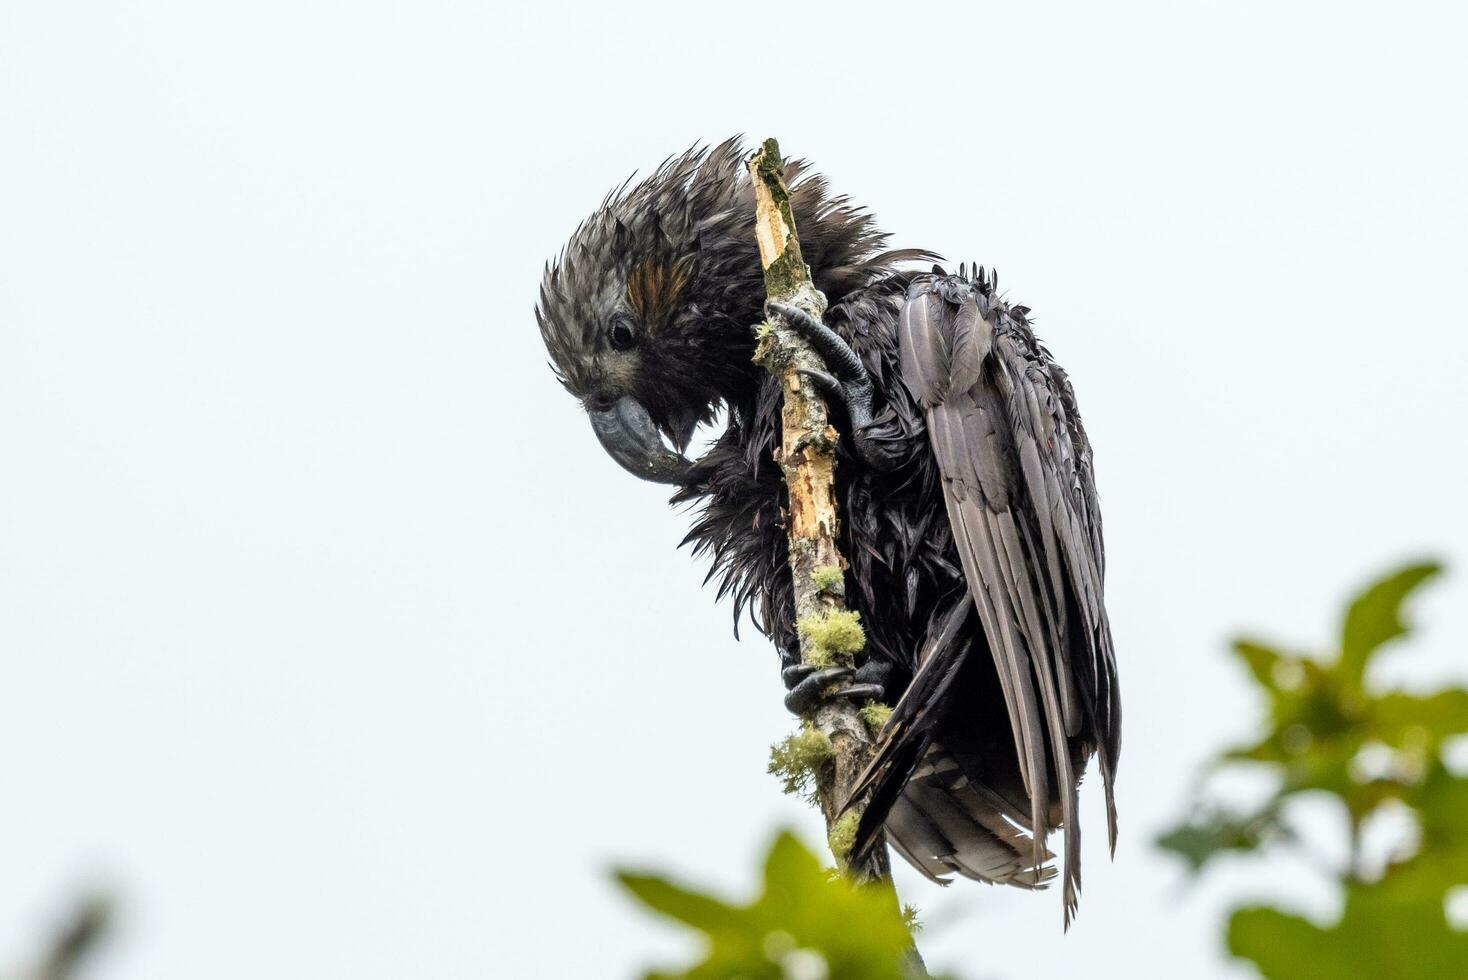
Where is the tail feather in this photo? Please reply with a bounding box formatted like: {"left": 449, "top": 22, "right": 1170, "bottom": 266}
{"left": 885, "top": 744, "right": 1056, "bottom": 888}
{"left": 844, "top": 602, "right": 1070, "bottom": 896}
{"left": 844, "top": 599, "right": 1101, "bottom": 911}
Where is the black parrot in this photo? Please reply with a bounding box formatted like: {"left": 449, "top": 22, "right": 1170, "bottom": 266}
{"left": 536, "top": 139, "right": 1120, "bottom": 919}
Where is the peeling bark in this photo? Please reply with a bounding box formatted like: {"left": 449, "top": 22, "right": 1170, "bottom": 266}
{"left": 747, "top": 139, "right": 888, "bottom": 881}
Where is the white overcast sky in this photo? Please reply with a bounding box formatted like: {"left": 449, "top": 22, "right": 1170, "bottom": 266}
{"left": 3, "top": 1, "right": 1467, "bottom": 978}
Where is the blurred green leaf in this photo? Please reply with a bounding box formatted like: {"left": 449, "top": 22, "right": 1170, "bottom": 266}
{"left": 1338, "top": 561, "right": 1441, "bottom": 687}
{"left": 615, "top": 829, "right": 918, "bottom": 980}
{"left": 1156, "top": 805, "right": 1284, "bottom": 872}
{"left": 1228, "top": 906, "right": 1356, "bottom": 979}
{"left": 1392, "top": 766, "right": 1468, "bottom": 897}
{"left": 614, "top": 872, "right": 743, "bottom": 934}
{"left": 1162, "top": 560, "right": 1468, "bottom": 979}
{"left": 1229, "top": 874, "right": 1468, "bottom": 980}
{"left": 1370, "top": 690, "right": 1468, "bottom": 746}
{"left": 1232, "top": 639, "right": 1286, "bottom": 689}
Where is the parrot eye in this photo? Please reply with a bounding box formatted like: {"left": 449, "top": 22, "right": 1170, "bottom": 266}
{"left": 609, "top": 314, "right": 638, "bottom": 351}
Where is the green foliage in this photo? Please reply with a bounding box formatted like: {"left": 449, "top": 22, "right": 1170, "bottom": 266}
{"left": 797, "top": 609, "right": 866, "bottom": 663}
{"left": 615, "top": 830, "right": 923, "bottom": 980}
{"left": 1154, "top": 803, "right": 1286, "bottom": 873}
{"left": 1339, "top": 562, "right": 1441, "bottom": 686}
{"left": 768, "top": 724, "right": 833, "bottom": 800}
{"left": 1158, "top": 560, "right": 1466, "bottom": 979}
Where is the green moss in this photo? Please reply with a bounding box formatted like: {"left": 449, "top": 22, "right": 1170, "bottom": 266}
{"left": 858, "top": 701, "right": 893, "bottom": 737}
{"left": 754, "top": 322, "right": 774, "bottom": 340}
{"left": 811, "top": 564, "right": 844, "bottom": 592}
{"left": 768, "top": 724, "right": 833, "bottom": 799}
{"left": 804, "top": 645, "right": 837, "bottom": 670}
{"left": 827, "top": 810, "right": 861, "bottom": 866}
{"left": 762, "top": 248, "right": 809, "bottom": 298}
{"left": 797, "top": 609, "right": 866, "bottom": 662}
{"left": 751, "top": 139, "right": 811, "bottom": 298}
{"left": 756, "top": 137, "right": 785, "bottom": 180}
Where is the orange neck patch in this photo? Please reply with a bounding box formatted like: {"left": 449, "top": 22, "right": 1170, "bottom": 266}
{"left": 625, "top": 258, "right": 690, "bottom": 328}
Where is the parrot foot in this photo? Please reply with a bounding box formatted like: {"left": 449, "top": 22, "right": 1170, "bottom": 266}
{"left": 766, "top": 301, "right": 903, "bottom": 472}
{"left": 781, "top": 659, "right": 892, "bottom": 716}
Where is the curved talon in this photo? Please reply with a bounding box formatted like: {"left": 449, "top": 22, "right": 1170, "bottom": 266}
{"left": 797, "top": 367, "right": 845, "bottom": 404}
{"left": 799, "top": 363, "right": 874, "bottom": 421}
{"left": 781, "top": 662, "right": 818, "bottom": 688}
{"left": 832, "top": 683, "right": 887, "bottom": 703}
{"left": 764, "top": 303, "right": 904, "bottom": 472}
{"left": 784, "top": 666, "right": 853, "bottom": 715}
{"left": 766, "top": 302, "right": 867, "bottom": 382}
{"left": 782, "top": 656, "right": 897, "bottom": 715}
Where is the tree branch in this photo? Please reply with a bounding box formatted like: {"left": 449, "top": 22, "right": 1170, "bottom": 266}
{"left": 747, "top": 139, "right": 887, "bottom": 881}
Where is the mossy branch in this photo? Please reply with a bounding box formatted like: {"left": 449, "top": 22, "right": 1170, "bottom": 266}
{"left": 748, "top": 138, "right": 886, "bottom": 883}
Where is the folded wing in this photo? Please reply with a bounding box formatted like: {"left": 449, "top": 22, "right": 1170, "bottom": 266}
{"left": 856, "top": 269, "right": 1119, "bottom": 923}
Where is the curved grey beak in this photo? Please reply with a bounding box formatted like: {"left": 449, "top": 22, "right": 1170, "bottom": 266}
{"left": 588, "top": 395, "right": 694, "bottom": 485}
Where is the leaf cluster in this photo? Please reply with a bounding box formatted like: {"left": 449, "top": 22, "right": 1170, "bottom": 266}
{"left": 615, "top": 830, "right": 930, "bottom": 980}
{"left": 1157, "top": 561, "right": 1468, "bottom": 978}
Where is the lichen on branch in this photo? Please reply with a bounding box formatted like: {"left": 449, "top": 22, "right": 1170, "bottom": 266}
{"left": 811, "top": 564, "right": 845, "bottom": 593}
{"left": 859, "top": 701, "right": 893, "bottom": 738}
{"left": 747, "top": 138, "right": 886, "bottom": 884}
{"left": 828, "top": 810, "right": 861, "bottom": 867}
{"left": 797, "top": 609, "right": 866, "bottom": 665}
{"left": 769, "top": 724, "right": 834, "bottom": 800}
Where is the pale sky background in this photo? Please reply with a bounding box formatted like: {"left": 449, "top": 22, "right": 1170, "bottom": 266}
{"left": 3, "top": 1, "right": 1467, "bottom": 977}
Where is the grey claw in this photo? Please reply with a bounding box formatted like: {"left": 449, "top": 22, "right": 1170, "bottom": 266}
{"left": 781, "top": 662, "right": 818, "bottom": 688}
{"left": 833, "top": 684, "right": 887, "bottom": 702}
{"left": 797, "top": 367, "right": 844, "bottom": 404}
{"left": 784, "top": 666, "right": 853, "bottom": 715}
{"left": 767, "top": 305, "right": 901, "bottom": 473}
{"left": 766, "top": 302, "right": 867, "bottom": 384}
{"left": 765, "top": 301, "right": 809, "bottom": 329}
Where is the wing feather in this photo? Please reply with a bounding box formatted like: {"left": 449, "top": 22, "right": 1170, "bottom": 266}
{"left": 898, "top": 290, "right": 951, "bottom": 408}
{"left": 896, "top": 274, "right": 1121, "bottom": 912}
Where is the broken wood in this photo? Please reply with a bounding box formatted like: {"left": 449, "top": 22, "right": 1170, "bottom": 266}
{"left": 747, "top": 138, "right": 888, "bottom": 881}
